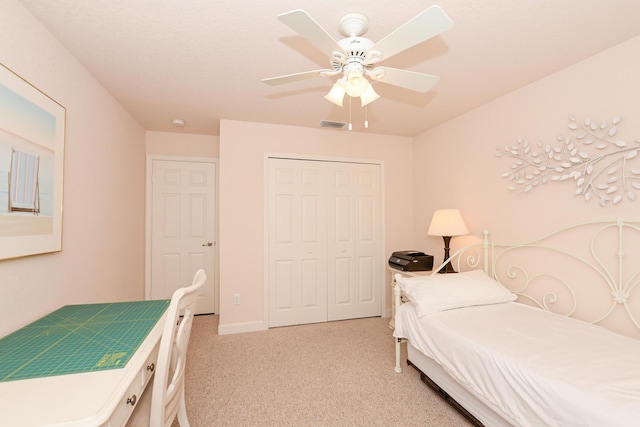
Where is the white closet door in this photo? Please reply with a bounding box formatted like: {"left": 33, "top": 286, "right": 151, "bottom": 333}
{"left": 327, "top": 162, "right": 382, "bottom": 321}
{"left": 268, "top": 158, "right": 382, "bottom": 327}
{"left": 268, "top": 158, "right": 328, "bottom": 327}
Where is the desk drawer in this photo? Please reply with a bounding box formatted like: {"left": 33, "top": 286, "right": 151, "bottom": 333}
{"left": 141, "top": 344, "right": 160, "bottom": 385}
{"left": 107, "top": 370, "right": 144, "bottom": 427}
{"left": 106, "top": 342, "right": 160, "bottom": 427}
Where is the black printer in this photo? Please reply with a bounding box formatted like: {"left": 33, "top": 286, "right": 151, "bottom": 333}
{"left": 388, "top": 250, "right": 434, "bottom": 272}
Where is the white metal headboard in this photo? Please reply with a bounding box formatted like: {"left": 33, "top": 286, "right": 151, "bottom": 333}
{"left": 445, "top": 218, "right": 640, "bottom": 337}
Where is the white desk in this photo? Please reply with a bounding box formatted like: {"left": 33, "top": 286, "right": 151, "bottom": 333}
{"left": 0, "top": 302, "right": 167, "bottom": 427}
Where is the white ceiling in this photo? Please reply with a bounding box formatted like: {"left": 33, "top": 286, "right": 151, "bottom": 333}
{"left": 19, "top": 0, "right": 640, "bottom": 137}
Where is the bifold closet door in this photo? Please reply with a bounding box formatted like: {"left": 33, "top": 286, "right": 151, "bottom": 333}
{"left": 268, "top": 159, "right": 328, "bottom": 327}
{"left": 326, "top": 162, "right": 382, "bottom": 321}
{"left": 268, "top": 158, "right": 382, "bottom": 328}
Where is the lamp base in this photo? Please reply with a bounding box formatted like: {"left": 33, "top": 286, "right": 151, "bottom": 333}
{"left": 438, "top": 261, "right": 457, "bottom": 274}
{"left": 438, "top": 235, "right": 458, "bottom": 274}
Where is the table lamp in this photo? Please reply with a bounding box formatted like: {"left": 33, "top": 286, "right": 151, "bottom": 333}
{"left": 427, "top": 209, "right": 469, "bottom": 273}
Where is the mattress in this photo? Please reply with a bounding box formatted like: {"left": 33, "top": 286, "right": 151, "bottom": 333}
{"left": 393, "top": 302, "right": 640, "bottom": 427}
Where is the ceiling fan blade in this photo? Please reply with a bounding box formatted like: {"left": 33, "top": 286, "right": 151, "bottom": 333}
{"left": 278, "top": 9, "right": 343, "bottom": 55}
{"left": 262, "top": 69, "right": 333, "bottom": 86}
{"left": 370, "top": 67, "right": 440, "bottom": 93}
{"left": 369, "top": 5, "right": 453, "bottom": 62}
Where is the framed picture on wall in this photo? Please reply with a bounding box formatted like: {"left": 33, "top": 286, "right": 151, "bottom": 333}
{"left": 0, "top": 63, "right": 65, "bottom": 260}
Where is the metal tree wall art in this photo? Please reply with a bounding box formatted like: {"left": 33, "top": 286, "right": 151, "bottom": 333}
{"left": 496, "top": 115, "right": 640, "bottom": 206}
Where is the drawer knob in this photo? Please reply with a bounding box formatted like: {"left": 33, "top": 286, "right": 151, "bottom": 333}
{"left": 147, "top": 362, "right": 155, "bottom": 372}
{"left": 126, "top": 395, "right": 137, "bottom": 406}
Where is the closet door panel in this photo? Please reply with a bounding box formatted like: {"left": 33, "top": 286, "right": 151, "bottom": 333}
{"left": 268, "top": 159, "right": 327, "bottom": 327}
{"left": 333, "top": 257, "right": 353, "bottom": 305}
{"left": 328, "top": 163, "right": 382, "bottom": 321}
{"left": 358, "top": 256, "right": 375, "bottom": 302}
{"left": 301, "top": 259, "right": 321, "bottom": 308}
{"left": 274, "top": 260, "right": 295, "bottom": 310}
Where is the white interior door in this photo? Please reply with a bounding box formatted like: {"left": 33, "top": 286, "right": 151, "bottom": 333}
{"left": 268, "top": 158, "right": 382, "bottom": 327}
{"left": 150, "top": 159, "right": 216, "bottom": 314}
{"left": 327, "top": 162, "right": 382, "bottom": 321}
{"left": 268, "top": 158, "right": 328, "bottom": 327}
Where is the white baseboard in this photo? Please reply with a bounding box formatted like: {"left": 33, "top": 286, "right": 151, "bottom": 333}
{"left": 217, "top": 320, "right": 267, "bottom": 335}
{"left": 218, "top": 313, "right": 391, "bottom": 335}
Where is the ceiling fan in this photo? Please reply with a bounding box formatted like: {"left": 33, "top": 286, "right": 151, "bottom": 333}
{"left": 262, "top": 6, "right": 453, "bottom": 108}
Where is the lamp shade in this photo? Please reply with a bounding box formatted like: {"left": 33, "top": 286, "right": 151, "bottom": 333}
{"left": 427, "top": 209, "right": 468, "bottom": 237}
{"left": 360, "top": 83, "right": 380, "bottom": 107}
{"left": 324, "top": 79, "right": 346, "bottom": 107}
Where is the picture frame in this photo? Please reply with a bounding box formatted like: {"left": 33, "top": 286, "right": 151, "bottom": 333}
{"left": 0, "top": 63, "right": 65, "bottom": 260}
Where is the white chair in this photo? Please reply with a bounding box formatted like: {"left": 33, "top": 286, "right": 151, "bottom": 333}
{"left": 127, "top": 269, "right": 206, "bottom": 427}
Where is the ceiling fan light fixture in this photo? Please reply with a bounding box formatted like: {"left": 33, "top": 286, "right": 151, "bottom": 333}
{"left": 325, "top": 78, "right": 346, "bottom": 106}
{"left": 265, "top": 7, "right": 453, "bottom": 113}
{"left": 360, "top": 83, "right": 380, "bottom": 107}
{"left": 345, "top": 70, "right": 368, "bottom": 97}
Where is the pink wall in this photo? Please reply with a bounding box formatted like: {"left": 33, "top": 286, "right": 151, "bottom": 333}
{"left": 414, "top": 35, "right": 640, "bottom": 256}
{"left": 0, "top": 1, "right": 147, "bottom": 336}
{"left": 413, "top": 36, "right": 640, "bottom": 337}
{"left": 146, "top": 131, "right": 219, "bottom": 157}
{"left": 218, "top": 120, "right": 415, "bottom": 333}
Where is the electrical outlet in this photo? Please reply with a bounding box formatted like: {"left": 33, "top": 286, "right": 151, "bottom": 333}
{"left": 233, "top": 294, "right": 240, "bottom": 305}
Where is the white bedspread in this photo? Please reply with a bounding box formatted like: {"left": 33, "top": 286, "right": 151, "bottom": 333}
{"left": 393, "top": 302, "right": 640, "bottom": 427}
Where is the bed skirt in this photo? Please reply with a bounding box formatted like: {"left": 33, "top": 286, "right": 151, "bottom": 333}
{"left": 407, "top": 343, "right": 513, "bottom": 427}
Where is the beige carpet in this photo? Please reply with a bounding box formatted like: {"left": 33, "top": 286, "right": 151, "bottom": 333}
{"left": 180, "top": 315, "right": 472, "bottom": 427}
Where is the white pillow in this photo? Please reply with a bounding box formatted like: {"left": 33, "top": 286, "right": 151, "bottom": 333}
{"left": 395, "top": 269, "right": 516, "bottom": 317}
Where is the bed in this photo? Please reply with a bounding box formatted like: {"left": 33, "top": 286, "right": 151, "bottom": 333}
{"left": 392, "top": 218, "right": 640, "bottom": 427}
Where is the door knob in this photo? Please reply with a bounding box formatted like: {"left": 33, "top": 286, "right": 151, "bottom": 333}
{"left": 202, "top": 242, "right": 213, "bottom": 247}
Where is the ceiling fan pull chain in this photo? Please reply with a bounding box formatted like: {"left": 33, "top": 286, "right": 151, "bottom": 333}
{"left": 365, "top": 105, "right": 369, "bottom": 129}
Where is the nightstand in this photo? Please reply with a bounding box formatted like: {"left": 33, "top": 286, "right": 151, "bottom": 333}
{"left": 388, "top": 267, "right": 432, "bottom": 329}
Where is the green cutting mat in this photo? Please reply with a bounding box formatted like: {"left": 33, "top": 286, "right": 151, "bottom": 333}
{"left": 0, "top": 300, "right": 169, "bottom": 382}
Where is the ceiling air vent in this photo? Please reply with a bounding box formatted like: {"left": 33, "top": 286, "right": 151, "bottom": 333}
{"left": 320, "top": 120, "right": 346, "bottom": 129}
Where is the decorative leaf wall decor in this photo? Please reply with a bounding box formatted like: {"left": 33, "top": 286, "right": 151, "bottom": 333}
{"left": 496, "top": 115, "right": 640, "bottom": 207}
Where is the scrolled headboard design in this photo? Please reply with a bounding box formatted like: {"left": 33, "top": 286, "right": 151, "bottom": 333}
{"left": 445, "top": 218, "right": 640, "bottom": 338}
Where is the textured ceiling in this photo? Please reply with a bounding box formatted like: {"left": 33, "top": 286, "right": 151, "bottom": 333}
{"left": 18, "top": 0, "right": 640, "bottom": 137}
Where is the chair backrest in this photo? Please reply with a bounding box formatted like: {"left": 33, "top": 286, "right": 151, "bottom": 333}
{"left": 150, "top": 269, "right": 206, "bottom": 427}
